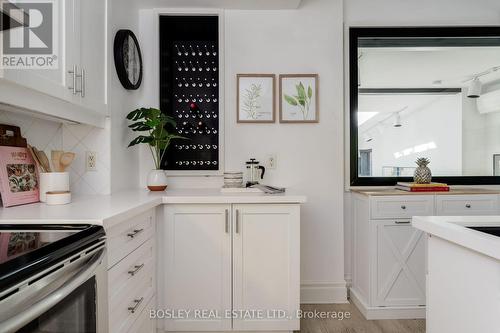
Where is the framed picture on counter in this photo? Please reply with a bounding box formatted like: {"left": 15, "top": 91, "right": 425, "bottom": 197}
{"left": 279, "top": 74, "right": 319, "bottom": 123}
{"left": 237, "top": 74, "right": 275, "bottom": 123}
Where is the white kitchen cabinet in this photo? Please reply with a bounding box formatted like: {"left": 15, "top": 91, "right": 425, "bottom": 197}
{"left": 164, "top": 204, "right": 232, "bottom": 331}
{"left": 435, "top": 194, "right": 499, "bottom": 216}
{"left": 351, "top": 190, "right": 500, "bottom": 320}
{"left": 373, "top": 220, "right": 425, "bottom": 307}
{"left": 0, "top": 0, "right": 107, "bottom": 122}
{"left": 232, "top": 204, "right": 300, "bottom": 331}
{"left": 162, "top": 203, "right": 301, "bottom": 332}
{"left": 107, "top": 208, "right": 156, "bottom": 333}
{"left": 73, "top": 0, "right": 107, "bottom": 112}
{"left": 3, "top": 0, "right": 74, "bottom": 101}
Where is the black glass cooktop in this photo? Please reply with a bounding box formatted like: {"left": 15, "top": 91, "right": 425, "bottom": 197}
{"left": 0, "top": 224, "right": 105, "bottom": 292}
{"left": 467, "top": 226, "right": 500, "bottom": 237}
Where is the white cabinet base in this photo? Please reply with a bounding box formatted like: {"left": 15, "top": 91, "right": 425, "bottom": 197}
{"left": 350, "top": 289, "right": 425, "bottom": 320}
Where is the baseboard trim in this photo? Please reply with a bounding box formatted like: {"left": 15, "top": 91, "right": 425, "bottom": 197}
{"left": 350, "top": 288, "right": 426, "bottom": 320}
{"left": 300, "top": 282, "right": 348, "bottom": 304}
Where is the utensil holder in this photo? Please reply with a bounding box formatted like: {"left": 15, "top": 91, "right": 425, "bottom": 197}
{"left": 39, "top": 172, "right": 69, "bottom": 202}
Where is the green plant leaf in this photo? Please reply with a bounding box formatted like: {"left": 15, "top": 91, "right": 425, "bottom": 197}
{"left": 126, "top": 107, "right": 150, "bottom": 121}
{"left": 128, "top": 122, "right": 151, "bottom": 131}
{"left": 308, "top": 85, "right": 313, "bottom": 99}
{"left": 284, "top": 94, "right": 298, "bottom": 106}
{"left": 128, "top": 135, "right": 153, "bottom": 147}
{"left": 297, "top": 82, "right": 306, "bottom": 100}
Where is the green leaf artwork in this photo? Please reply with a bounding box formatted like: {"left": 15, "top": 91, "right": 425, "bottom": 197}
{"left": 283, "top": 81, "right": 314, "bottom": 120}
{"left": 126, "top": 107, "right": 187, "bottom": 170}
{"left": 241, "top": 83, "right": 262, "bottom": 120}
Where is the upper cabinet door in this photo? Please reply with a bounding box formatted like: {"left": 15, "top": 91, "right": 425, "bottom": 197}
{"left": 163, "top": 204, "right": 232, "bottom": 332}
{"left": 232, "top": 204, "right": 300, "bottom": 331}
{"left": 75, "top": 0, "right": 107, "bottom": 113}
{"left": 2, "top": 0, "right": 74, "bottom": 101}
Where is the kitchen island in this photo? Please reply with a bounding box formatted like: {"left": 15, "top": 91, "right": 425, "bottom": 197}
{"left": 412, "top": 216, "right": 500, "bottom": 333}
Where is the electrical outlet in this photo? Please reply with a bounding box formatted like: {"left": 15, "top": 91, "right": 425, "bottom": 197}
{"left": 266, "top": 154, "right": 277, "bottom": 169}
{"left": 86, "top": 151, "right": 97, "bottom": 171}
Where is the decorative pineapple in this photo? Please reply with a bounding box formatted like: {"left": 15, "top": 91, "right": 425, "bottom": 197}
{"left": 414, "top": 158, "right": 432, "bottom": 184}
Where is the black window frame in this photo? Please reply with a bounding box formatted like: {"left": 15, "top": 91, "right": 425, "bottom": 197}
{"left": 349, "top": 26, "right": 500, "bottom": 186}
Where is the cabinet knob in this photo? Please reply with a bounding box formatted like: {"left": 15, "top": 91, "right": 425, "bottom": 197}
{"left": 465, "top": 204, "right": 471, "bottom": 208}
{"left": 401, "top": 205, "right": 406, "bottom": 210}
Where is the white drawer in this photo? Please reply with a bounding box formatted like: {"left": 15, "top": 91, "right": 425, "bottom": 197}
{"left": 107, "top": 209, "right": 155, "bottom": 268}
{"left": 127, "top": 297, "right": 156, "bottom": 333}
{"left": 109, "top": 270, "right": 154, "bottom": 333}
{"left": 436, "top": 195, "right": 499, "bottom": 216}
{"left": 370, "top": 196, "right": 434, "bottom": 219}
{"left": 108, "top": 238, "right": 155, "bottom": 306}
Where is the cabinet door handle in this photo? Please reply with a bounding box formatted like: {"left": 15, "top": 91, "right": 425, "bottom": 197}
{"left": 127, "top": 297, "right": 144, "bottom": 313}
{"left": 235, "top": 209, "right": 240, "bottom": 234}
{"left": 127, "top": 228, "right": 144, "bottom": 238}
{"left": 225, "top": 209, "right": 229, "bottom": 233}
{"left": 395, "top": 221, "right": 410, "bottom": 224}
{"left": 128, "top": 264, "right": 144, "bottom": 276}
{"left": 465, "top": 204, "right": 471, "bottom": 208}
{"left": 400, "top": 205, "right": 407, "bottom": 210}
{"left": 80, "top": 68, "right": 85, "bottom": 97}
{"left": 68, "top": 65, "right": 77, "bottom": 95}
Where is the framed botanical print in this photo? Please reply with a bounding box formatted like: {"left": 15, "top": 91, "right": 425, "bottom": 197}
{"left": 237, "top": 74, "right": 275, "bottom": 123}
{"left": 279, "top": 74, "right": 319, "bottom": 123}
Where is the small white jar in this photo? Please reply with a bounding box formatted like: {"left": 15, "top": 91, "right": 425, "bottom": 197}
{"left": 39, "top": 172, "right": 70, "bottom": 202}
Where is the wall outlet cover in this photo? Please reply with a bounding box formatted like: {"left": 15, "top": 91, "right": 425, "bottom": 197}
{"left": 86, "top": 151, "right": 97, "bottom": 171}
{"left": 266, "top": 154, "right": 277, "bottom": 169}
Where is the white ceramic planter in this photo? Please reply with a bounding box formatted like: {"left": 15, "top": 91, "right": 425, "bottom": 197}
{"left": 147, "top": 169, "right": 168, "bottom": 191}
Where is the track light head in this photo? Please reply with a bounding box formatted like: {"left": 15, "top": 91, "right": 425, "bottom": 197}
{"left": 467, "top": 78, "right": 482, "bottom": 98}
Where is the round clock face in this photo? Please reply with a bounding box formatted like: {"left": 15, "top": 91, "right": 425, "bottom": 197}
{"left": 114, "top": 30, "right": 143, "bottom": 90}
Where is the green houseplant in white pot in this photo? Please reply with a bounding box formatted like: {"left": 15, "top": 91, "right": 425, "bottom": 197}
{"left": 127, "top": 107, "right": 185, "bottom": 191}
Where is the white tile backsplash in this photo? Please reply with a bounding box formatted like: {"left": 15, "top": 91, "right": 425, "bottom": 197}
{"left": 0, "top": 109, "right": 111, "bottom": 195}
{"left": 62, "top": 120, "right": 111, "bottom": 195}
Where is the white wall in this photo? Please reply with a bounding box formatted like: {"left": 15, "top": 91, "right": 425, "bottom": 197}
{"left": 108, "top": 0, "right": 144, "bottom": 192}
{"left": 224, "top": 0, "right": 346, "bottom": 302}
{"left": 138, "top": 0, "right": 347, "bottom": 302}
{"left": 343, "top": 0, "right": 500, "bottom": 284}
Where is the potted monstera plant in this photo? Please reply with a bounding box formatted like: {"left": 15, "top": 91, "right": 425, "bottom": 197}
{"left": 127, "top": 107, "right": 185, "bottom": 191}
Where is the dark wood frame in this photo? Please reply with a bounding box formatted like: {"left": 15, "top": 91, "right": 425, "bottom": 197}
{"left": 279, "top": 74, "right": 319, "bottom": 123}
{"left": 113, "top": 29, "right": 143, "bottom": 90}
{"left": 237, "top": 74, "right": 276, "bottom": 123}
{"left": 349, "top": 26, "right": 500, "bottom": 186}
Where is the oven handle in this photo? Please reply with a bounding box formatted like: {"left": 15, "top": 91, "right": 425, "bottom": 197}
{"left": 0, "top": 248, "right": 105, "bottom": 333}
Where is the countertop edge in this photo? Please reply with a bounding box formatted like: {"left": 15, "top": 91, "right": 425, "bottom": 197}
{"left": 412, "top": 216, "right": 500, "bottom": 260}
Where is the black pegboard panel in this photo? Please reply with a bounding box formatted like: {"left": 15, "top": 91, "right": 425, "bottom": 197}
{"left": 159, "top": 16, "right": 219, "bottom": 171}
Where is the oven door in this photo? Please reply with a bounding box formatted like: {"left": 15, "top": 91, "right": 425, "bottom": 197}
{"left": 0, "top": 244, "right": 108, "bottom": 333}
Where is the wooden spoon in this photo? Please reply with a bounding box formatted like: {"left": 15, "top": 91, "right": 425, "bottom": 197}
{"left": 28, "top": 145, "right": 45, "bottom": 172}
{"left": 51, "top": 150, "right": 63, "bottom": 172}
{"left": 34, "top": 148, "right": 51, "bottom": 173}
{"left": 59, "top": 152, "right": 75, "bottom": 172}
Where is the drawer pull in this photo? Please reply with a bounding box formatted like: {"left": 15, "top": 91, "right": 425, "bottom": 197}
{"left": 127, "top": 228, "right": 144, "bottom": 238}
{"left": 395, "top": 221, "right": 411, "bottom": 224}
{"left": 401, "top": 205, "right": 407, "bottom": 210}
{"left": 128, "top": 264, "right": 145, "bottom": 276}
{"left": 128, "top": 297, "right": 144, "bottom": 313}
{"left": 465, "top": 204, "right": 471, "bottom": 208}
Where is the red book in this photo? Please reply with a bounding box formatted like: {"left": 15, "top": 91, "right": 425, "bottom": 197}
{"left": 396, "top": 185, "right": 450, "bottom": 192}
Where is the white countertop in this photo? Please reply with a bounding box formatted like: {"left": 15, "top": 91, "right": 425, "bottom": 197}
{"left": 0, "top": 188, "right": 306, "bottom": 228}
{"left": 412, "top": 215, "right": 500, "bottom": 260}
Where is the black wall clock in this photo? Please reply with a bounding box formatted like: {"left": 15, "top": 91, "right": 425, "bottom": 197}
{"left": 113, "top": 29, "right": 143, "bottom": 90}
